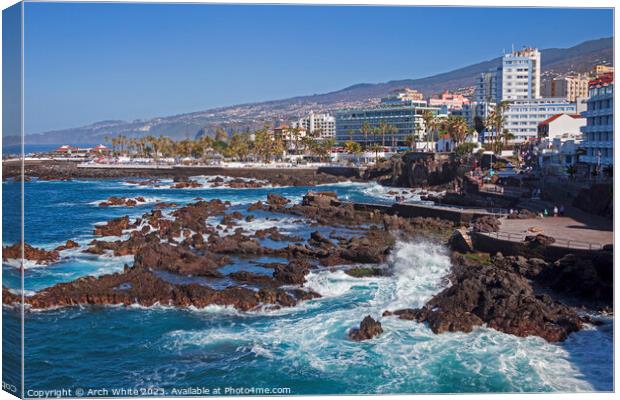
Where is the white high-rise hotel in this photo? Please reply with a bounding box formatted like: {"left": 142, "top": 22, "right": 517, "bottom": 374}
{"left": 292, "top": 111, "right": 336, "bottom": 140}
{"left": 499, "top": 47, "right": 576, "bottom": 142}
{"left": 501, "top": 47, "right": 541, "bottom": 100}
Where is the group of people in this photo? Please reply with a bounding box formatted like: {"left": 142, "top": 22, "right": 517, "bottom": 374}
{"left": 537, "top": 204, "right": 565, "bottom": 218}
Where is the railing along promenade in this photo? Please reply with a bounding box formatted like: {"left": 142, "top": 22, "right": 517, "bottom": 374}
{"left": 476, "top": 230, "right": 605, "bottom": 251}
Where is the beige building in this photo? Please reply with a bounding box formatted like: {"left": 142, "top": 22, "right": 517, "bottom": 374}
{"left": 542, "top": 74, "right": 590, "bottom": 102}
{"left": 592, "top": 65, "right": 614, "bottom": 78}
{"left": 386, "top": 87, "right": 424, "bottom": 101}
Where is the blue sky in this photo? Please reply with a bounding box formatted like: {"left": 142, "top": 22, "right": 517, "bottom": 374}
{"left": 12, "top": 4, "right": 615, "bottom": 134}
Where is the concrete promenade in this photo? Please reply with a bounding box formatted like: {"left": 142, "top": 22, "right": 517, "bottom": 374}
{"left": 493, "top": 214, "right": 612, "bottom": 250}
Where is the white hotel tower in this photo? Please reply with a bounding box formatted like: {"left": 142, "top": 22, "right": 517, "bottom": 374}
{"left": 501, "top": 47, "right": 541, "bottom": 101}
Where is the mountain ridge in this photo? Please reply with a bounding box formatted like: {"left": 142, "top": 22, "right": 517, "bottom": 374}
{"left": 11, "top": 36, "right": 613, "bottom": 146}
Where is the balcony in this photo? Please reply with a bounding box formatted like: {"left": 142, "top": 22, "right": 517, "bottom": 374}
{"left": 581, "top": 108, "right": 613, "bottom": 117}
{"left": 580, "top": 140, "right": 613, "bottom": 149}
{"left": 581, "top": 124, "right": 613, "bottom": 134}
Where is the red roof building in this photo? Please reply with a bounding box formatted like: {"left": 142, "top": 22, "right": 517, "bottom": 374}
{"left": 537, "top": 113, "right": 585, "bottom": 141}
{"left": 54, "top": 145, "right": 78, "bottom": 154}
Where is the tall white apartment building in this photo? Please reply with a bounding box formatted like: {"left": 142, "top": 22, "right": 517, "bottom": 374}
{"left": 580, "top": 75, "right": 614, "bottom": 168}
{"left": 501, "top": 47, "right": 541, "bottom": 101}
{"left": 504, "top": 98, "right": 576, "bottom": 142}
{"left": 292, "top": 111, "right": 336, "bottom": 140}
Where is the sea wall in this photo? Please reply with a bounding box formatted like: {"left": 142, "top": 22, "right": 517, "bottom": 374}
{"left": 470, "top": 231, "right": 600, "bottom": 261}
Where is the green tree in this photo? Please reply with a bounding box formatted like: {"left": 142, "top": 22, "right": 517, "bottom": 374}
{"left": 344, "top": 141, "right": 362, "bottom": 155}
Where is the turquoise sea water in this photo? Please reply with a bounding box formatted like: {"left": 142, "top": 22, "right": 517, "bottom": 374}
{"left": 2, "top": 177, "right": 613, "bottom": 395}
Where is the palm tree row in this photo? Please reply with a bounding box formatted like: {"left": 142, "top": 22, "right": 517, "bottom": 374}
{"left": 420, "top": 111, "right": 471, "bottom": 150}
{"left": 102, "top": 124, "right": 337, "bottom": 164}
{"left": 485, "top": 101, "right": 513, "bottom": 154}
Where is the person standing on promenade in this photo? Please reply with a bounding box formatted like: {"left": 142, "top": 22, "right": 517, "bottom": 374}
{"left": 553, "top": 206, "right": 558, "bottom": 217}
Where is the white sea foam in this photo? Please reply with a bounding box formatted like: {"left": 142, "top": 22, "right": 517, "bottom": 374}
{"left": 379, "top": 240, "right": 452, "bottom": 310}
{"left": 206, "top": 215, "right": 303, "bottom": 236}
{"left": 305, "top": 270, "right": 378, "bottom": 298}
{"left": 3, "top": 258, "right": 49, "bottom": 269}
{"left": 159, "top": 237, "right": 609, "bottom": 392}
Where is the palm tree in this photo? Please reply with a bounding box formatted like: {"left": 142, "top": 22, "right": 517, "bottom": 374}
{"left": 360, "top": 121, "right": 372, "bottom": 149}
{"left": 500, "top": 129, "right": 514, "bottom": 148}
{"left": 372, "top": 127, "right": 381, "bottom": 149}
{"left": 289, "top": 126, "right": 303, "bottom": 155}
{"left": 421, "top": 110, "right": 437, "bottom": 152}
{"left": 378, "top": 121, "right": 389, "bottom": 148}
{"left": 447, "top": 116, "right": 469, "bottom": 145}
{"left": 388, "top": 125, "right": 399, "bottom": 149}
{"left": 370, "top": 143, "right": 383, "bottom": 163}
{"left": 405, "top": 134, "right": 416, "bottom": 150}
{"left": 344, "top": 141, "right": 362, "bottom": 155}
{"left": 486, "top": 101, "right": 509, "bottom": 154}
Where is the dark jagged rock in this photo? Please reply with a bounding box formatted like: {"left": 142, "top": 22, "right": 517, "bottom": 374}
{"left": 472, "top": 215, "right": 501, "bottom": 233}
{"left": 133, "top": 241, "right": 228, "bottom": 277}
{"left": 18, "top": 267, "right": 305, "bottom": 311}
{"left": 247, "top": 201, "right": 264, "bottom": 212}
{"left": 506, "top": 209, "right": 538, "bottom": 219}
{"left": 208, "top": 231, "right": 264, "bottom": 255}
{"left": 273, "top": 260, "right": 310, "bottom": 285}
{"left": 266, "top": 193, "right": 290, "bottom": 207}
{"left": 384, "top": 256, "right": 584, "bottom": 342}
{"left": 524, "top": 234, "right": 556, "bottom": 246}
{"left": 229, "top": 271, "right": 276, "bottom": 286}
{"left": 93, "top": 216, "right": 136, "bottom": 237}
{"left": 364, "top": 152, "right": 459, "bottom": 187}
{"left": 383, "top": 214, "right": 454, "bottom": 237}
{"left": 153, "top": 202, "right": 178, "bottom": 209}
{"left": 349, "top": 316, "right": 383, "bottom": 341}
{"left": 340, "top": 229, "right": 395, "bottom": 263}
{"left": 221, "top": 211, "right": 244, "bottom": 227}
{"left": 254, "top": 227, "right": 303, "bottom": 242}
{"left": 171, "top": 180, "right": 202, "bottom": 189}
{"left": 99, "top": 196, "right": 148, "bottom": 207}
{"left": 85, "top": 232, "right": 155, "bottom": 257}
{"left": 54, "top": 240, "right": 80, "bottom": 252}
{"left": 2, "top": 243, "right": 60, "bottom": 265}
{"left": 540, "top": 253, "right": 613, "bottom": 306}
{"left": 171, "top": 199, "right": 229, "bottom": 234}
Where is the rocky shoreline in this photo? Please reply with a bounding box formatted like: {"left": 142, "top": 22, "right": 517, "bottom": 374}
{"left": 2, "top": 160, "right": 358, "bottom": 187}
{"left": 2, "top": 185, "right": 612, "bottom": 344}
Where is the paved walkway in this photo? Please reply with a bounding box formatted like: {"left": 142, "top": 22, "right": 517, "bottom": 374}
{"left": 497, "top": 215, "right": 612, "bottom": 249}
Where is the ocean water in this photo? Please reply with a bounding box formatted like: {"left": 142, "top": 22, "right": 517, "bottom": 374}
{"left": 2, "top": 177, "right": 613, "bottom": 395}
